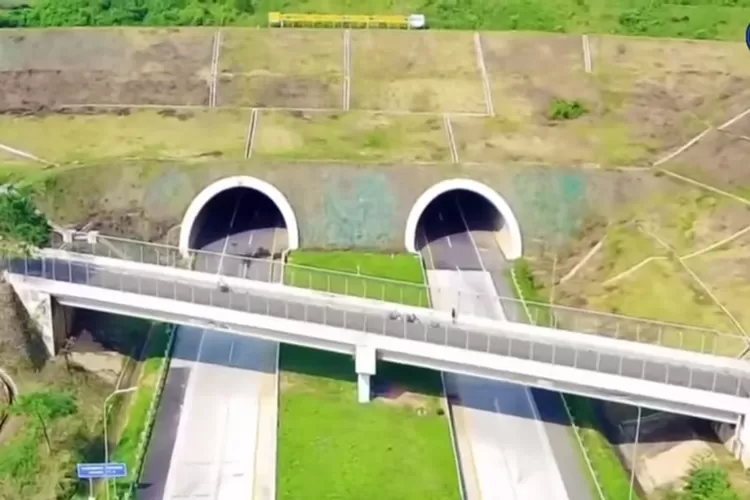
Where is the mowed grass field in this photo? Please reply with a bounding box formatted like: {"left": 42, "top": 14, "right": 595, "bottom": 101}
{"left": 277, "top": 251, "right": 459, "bottom": 500}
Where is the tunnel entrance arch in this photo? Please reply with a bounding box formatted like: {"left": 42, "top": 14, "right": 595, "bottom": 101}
{"left": 404, "top": 179, "right": 523, "bottom": 259}
{"left": 179, "top": 176, "right": 300, "bottom": 257}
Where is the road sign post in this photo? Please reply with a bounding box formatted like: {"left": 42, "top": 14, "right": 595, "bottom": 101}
{"left": 77, "top": 462, "right": 128, "bottom": 499}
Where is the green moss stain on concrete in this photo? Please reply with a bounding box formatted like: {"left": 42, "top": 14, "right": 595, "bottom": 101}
{"left": 33, "top": 160, "right": 672, "bottom": 252}
{"left": 509, "top": 169, "right": 591, "bottom": 243}
{"left": 316, "top": 171, "right": 398, "bottom": 248}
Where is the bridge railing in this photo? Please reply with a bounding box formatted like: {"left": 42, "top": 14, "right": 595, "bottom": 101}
{"left": 48, "top": 231, "right": 750, "bottom": 359}
{"left": 8, "top": 255, "right": 750, "bottom": 400}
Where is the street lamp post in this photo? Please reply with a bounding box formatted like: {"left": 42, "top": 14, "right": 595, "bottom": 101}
{"left": 103, "top": 386, "right": 137, "bottom": 500}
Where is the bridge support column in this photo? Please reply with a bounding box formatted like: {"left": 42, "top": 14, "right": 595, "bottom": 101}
{"left": 714, "top": 412, "right": 750, "bottom": 469}
{"left": 734, "top": 414, "right": 750, "bottom": 468}
{"left": 355, "top": 345, "right": 376, "bottom": 403}
{"left": 7, "top": 277, "right": 70, "bottom": 357}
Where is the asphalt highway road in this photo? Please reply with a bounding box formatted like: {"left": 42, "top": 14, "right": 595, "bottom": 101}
{"left": 418, "top": 191, "right": 580, "bottom": 500}
{"left": 136, "top": 189, "right": 282, "bottom": 500}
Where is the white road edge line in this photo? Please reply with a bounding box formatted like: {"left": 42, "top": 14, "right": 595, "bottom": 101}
{"left": 162, "top": 328, "right": 209, "bottom": 500}
{"left": 443, "top": 114, "right": 459, "bottom": 164}
{"left": 454, "top": 195, "right": 485, "bottom": 271}
{"left": 581, "top": 34, "right": 592, "bottom": 74}
{"left": 473, "top": 32, "right": 494, "bottom": 117}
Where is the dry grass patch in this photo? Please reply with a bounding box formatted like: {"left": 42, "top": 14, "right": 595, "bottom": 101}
{"left": 449, "top": 115, "right": 650, "bottom": 166}
{"left": 0, "top": 108, "right": 251, "bottom": 163}
{"left": 590, "top": 36, "right": 750, "bottom": 153}
{"left": 350, "top": 30, "right": 485, "bottom": 113}
{"left": 558, "top": 257, "right": 743, "bottom": 354}
{"left": 218, "top": 29, "right": 343, "bottom": 108}
{"left": 688, "top": 232, "right": 750, "bottom": 334}
{"left": 481, "top": 33, "right": 596, "bottom": 121}
{"left": 0, "top": 28, "right": 214, "bottom": 108}
{"left": 253, "top": 110, "right": 451, "bottom": 162}
{"left": 634, "top": 190, "right": 750, "bottom": 257}
{"left": 527, "top": 187, "right": 750, "bottom": 354}
{"left": 660, "top": 119, "right": 750, "bottom": 198}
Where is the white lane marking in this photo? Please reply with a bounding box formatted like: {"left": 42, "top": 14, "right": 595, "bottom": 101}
{"left": 446, "top": 235, "right": 453, "bottom": 248}
{"left": 247, "top": 232, "right": 254, "bottom": 248}
{"left": 217, "top": 194, "right": 243, "bottom": 276}
{"left": 162, "top": 328, "right": 209, "bottom": 499}
{"left": 211, "top": 339, "right": 237, "bottom": 497}
{"left": 454, "top": 194, "right": 486, "bottom": 271}
{"left": 421, "top": 226, "right": 437, "bottom": 271}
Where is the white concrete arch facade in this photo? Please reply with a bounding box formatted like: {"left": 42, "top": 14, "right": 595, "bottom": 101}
{"left": 404, "top": 178, "right": 523, "bottom": 260}
{"left": 179, "top": 176, "right": 300, "bottom": 257}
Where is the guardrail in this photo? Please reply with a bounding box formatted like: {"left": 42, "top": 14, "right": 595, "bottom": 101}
{"left": 48, "top": 231, "right": 750, "bottom": 359}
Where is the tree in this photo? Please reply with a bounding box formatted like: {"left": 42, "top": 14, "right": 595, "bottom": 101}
{"left": 680, "top": 462, "right": 739, "bottom": 500}
{"left": 665, "top": 461, "right": 740, "bottom": 500}
{"left": 9, "top": 391, "right": 77, "bottom": 453}
{"left": 0, "top": 185, "right": 51, "bottom": 253}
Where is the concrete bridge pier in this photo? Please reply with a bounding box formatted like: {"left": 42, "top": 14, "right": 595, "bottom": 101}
{"left": 355, "top": 345, "right": 376, "bottom": 403}
{"left": 7, "top": 275, "right": 72, "bottom": 357}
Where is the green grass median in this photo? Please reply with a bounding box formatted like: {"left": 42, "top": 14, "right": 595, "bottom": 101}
{"left": 110, "top": 323, "right": 174, "bottom": 498}
{"left": 284, "top": 250, "right": 430, "bottom": 307}
{"left": 277, "top": 251, "right": 460, "bottom": 500}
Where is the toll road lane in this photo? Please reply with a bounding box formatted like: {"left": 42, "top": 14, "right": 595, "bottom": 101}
{"left": 421, "top": 192, "right": 583, "bottom": 500}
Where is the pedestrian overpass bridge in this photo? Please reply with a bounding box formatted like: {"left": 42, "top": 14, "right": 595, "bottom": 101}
{"left": 6, "top": 236, "right": 750, "bottom": 423}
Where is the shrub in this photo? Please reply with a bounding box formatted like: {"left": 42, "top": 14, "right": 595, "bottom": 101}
{"left": 549, "top": 99, "right": 588, "bottom": 121}
{"left": 0, "top": 185, "right": 51, "bottom": 252}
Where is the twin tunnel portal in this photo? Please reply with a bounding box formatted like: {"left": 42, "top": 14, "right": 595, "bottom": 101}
{"left": 179, "top": 176, "right": 524, "bottom": 272}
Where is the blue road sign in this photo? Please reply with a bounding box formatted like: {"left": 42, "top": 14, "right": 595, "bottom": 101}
{"left": 76, "top": 462, "right": 128, "bottom": 479}
{"left": 746, "top": 22, "right": 750, "bottom": 50}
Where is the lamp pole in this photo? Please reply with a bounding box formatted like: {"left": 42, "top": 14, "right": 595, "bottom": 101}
{"left": 103, "top": 386, "right": 137, "bottom": 500}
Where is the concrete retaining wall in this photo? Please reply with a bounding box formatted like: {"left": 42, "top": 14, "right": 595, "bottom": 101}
{"left": 40, "top": 161, "right": 674, "bottom": 251}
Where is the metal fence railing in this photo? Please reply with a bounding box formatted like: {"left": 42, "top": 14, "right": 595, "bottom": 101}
{"left": 8, "top": 255, "right": 750, "bottom": 400}
{"left": 44, "top": 232, "right": 750, "bottom": 359}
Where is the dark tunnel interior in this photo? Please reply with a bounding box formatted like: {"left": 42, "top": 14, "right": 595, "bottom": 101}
{"left": 416, "top": 189, "right": 503, "bottom": 253}
{"left": 189, "top": 187, "right": 286, "bottom": 261}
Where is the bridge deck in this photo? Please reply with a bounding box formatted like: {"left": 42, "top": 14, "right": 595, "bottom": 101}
{"left": 8, "top": 256, "right": 750, "bottom": 405}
